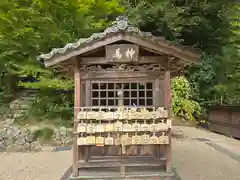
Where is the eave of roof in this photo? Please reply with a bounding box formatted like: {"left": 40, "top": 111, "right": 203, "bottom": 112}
{"left": 37, "top": 16, "right": 201, "bottom": 64}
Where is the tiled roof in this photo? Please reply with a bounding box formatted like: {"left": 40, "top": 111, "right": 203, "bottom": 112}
{"left": 37, "top": 16, "right": 199, "bottom": 61}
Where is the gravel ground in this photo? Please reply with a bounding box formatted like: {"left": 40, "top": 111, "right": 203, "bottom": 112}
{"left": 173, "top": 139, "right": 240, "bottom": 180}
{"left": 173, "top": 126, "right": 240, "bottom": 155}
{"left": 0, "top": 151, "right": 72, "bottom": 180}
{"left": 172, "top": 126, "right": 240, "bottom": 180}
{"left": 0, "top": 127, "right": 239, "bottom": 180}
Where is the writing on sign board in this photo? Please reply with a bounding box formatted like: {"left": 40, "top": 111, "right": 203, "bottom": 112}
{"left": 106, "top": 44, "right": 139, "bottom": 62}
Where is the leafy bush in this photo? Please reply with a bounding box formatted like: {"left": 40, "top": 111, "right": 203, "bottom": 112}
{"left": 172, "top": 76, "right": 201, "bottom": 121}
{"left": 32, "top": 127, "right": 54, "bottom": 141}
{"left": 27, "top": 89, "right": 73, "bottom": 127}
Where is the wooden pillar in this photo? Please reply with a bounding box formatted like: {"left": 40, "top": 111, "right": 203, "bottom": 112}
{"left": 84, "top": 81, "right": 91, "bottom": 162}
{"left": 72, "top": 58, "right": 82, "bottom": 177}
{"left": 164, "top": 66, "right": 172, "bottom": 175}
{"left": 155, "top": 77, "right": 161, "bottom": 159}
{"left": 164, "top": 70, "right": 171, "bottom": 111}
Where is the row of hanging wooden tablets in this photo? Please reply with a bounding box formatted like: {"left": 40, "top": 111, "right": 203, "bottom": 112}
{"left": 77, "top": 120, "right": 171, "bottom": 133}
{"left": 77, "top": 108, "right": 168, "bottom": 120}
{"left": 77, "top": 133, "right": 169, "bottom": 146}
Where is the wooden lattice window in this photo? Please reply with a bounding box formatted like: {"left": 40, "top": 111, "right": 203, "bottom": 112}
{"left": 91, "top": 82, "right": 154, "bottom": 106}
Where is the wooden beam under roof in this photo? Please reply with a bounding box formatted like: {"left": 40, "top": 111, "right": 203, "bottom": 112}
{"left": 79, "top": 56, "right": 167, "bottom": 65}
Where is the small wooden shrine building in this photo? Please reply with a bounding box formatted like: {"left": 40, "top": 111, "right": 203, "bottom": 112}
{"left": 38, "top": 16, "right": 200, "bottom": 180}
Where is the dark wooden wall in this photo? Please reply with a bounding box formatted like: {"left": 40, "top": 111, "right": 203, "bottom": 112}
{"left": 208, "top": 106, "right": 240, "bottom": 139}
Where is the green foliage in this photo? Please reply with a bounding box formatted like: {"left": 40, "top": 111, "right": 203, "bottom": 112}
{"left": 123, "top": 0, "right": 235, "bottom": 52}
{"left": 32, "top": 127, "right": 54, "bottom": 141}
{"left": 123, "top": 0, "right": 239, "bottom": 107}
{"left": 212, "top": 45, "right": 240, "bottom": 105}
{"left": 0, "top": 0, "right": 239, "bottom": 124}
{"left": 19, "top": 77, "right": 74, "bottom": 90}
{"left": 187, "top": 45, "right": 240, "bottom": 106}
{"left": 27, "top": 90, "right": 74, "bottom": 127}
{"left": 172, "top": 77, "right": 201, "bottom": 121}
{"left": 186, "top": 53, "right": 218, "bottom": 105}
{"left": 0, "top": 0, "right": 123, "bottom": 122}
{"left": 0, "top": 0, "right": 123, "bottom": 92}
{"left": 0, "top": 73, "right": 18, "bottom": 103}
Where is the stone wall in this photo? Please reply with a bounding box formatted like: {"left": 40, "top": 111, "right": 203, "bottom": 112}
{"left": 1, "top": 89, "right": 37, "bottom": 125}
{"left": 0, "top": 126, "right": 38, "bottom": 152}
{"left": 0, "top": 125, "right": 73, "bottom": 152}
{"left": 0, "top": 89, "right": 73, "bottom": 152}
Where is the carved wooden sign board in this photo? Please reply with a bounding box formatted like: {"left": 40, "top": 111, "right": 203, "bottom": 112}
{"left": 106, "top": 44, "right": 139, "bottom": 63}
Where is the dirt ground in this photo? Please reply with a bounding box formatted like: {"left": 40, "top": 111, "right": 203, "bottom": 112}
{"left": 0, "top": 126, "right": 239, "bottom": 180}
